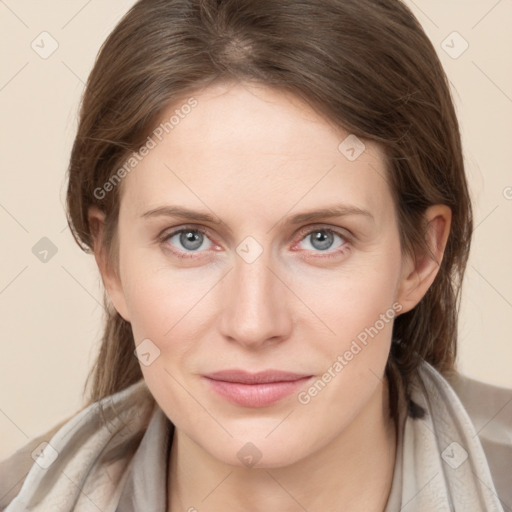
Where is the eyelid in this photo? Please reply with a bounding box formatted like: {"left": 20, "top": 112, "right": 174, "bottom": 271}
{"left": 294, "top": 223, "right": 352, "bottom": 243}
{"left": 159, "top": 224, "right": 211, "bottom": 241}
{"left": 159, "top": 223, "right": 351, "bottom": 241}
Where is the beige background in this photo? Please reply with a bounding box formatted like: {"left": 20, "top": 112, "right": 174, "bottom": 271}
{"left": 0, "top": 0, "right": 511, "bottom": 460}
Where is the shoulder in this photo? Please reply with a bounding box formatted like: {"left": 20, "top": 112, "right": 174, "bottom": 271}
{"left": 0, "top": 418, "right": 70, "bottom": 509}
{"left": 0, "top": 379, "right": 154, "bottom": 511}
{"left": 446, "top": 371, "right": 512, "bottom": 507}
{"left": 447, "top": 371, "right": 512, "bottom": 443}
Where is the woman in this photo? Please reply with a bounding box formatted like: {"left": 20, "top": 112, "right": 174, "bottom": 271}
{"left": 1, "top": 0, "right": 510, "bottom": 511}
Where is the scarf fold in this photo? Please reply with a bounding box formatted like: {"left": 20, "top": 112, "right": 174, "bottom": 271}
{"left": 0, "top": 381, "right": 156, "bottom": 512}
{"left": 0, "top": 360, "right": 509, "bottom": 512}
{"left": 401, "top": 362, "right": 506, "bottom": 511}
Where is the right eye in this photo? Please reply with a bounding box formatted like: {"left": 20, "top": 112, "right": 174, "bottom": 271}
{"left": 162, "top": 227, "right": 215, "bottom": 257}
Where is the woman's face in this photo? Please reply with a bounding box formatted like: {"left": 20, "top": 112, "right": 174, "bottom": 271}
{"left": 104, "top": 81, "right": 413, "bottom": 467}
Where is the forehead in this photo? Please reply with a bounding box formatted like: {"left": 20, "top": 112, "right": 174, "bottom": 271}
{"left": 119, "top": 82, "right": 394, "bottom": 225}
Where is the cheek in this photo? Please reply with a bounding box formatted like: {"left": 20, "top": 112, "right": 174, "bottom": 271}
{"left": 292, "top": 248, "right": 401, "bottom": 338}
{"left": 293, "top": 263, "right": 399, "bottom": 422}
{"left": 288, "top": 245, "right": 402, "bottom": 404}
{"left": 120, "top": 250, "right": 219, "bottom": 345}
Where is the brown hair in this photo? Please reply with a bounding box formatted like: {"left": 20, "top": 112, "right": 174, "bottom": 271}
{"left": 66, "top": 0, "right": 472, "bottom": 425}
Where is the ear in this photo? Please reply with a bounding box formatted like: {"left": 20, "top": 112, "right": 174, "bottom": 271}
{"left": 396, "top": 204, "right": 452, "bottom": 314}
{"left": 88, "top": 206, "right": 131, "bottom": 322}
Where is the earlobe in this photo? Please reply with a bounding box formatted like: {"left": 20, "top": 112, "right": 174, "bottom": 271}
{"left": 87, "top": 207, "right": 131, "bottom": 322}
{"left": 396, "top": 205, "right": 452, "bottom": 314}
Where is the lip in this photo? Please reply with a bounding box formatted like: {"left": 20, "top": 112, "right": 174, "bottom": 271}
{"left": 203, "top": 369, "right": 313, "bottom": 407}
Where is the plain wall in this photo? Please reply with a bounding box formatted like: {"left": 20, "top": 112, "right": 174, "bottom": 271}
{"left": 1, "top": 0, "right": 511, "bottom": 460}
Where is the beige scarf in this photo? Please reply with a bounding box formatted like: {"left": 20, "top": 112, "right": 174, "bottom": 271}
{"left": 1, "top": 360, "right": 510, "bottom": 511}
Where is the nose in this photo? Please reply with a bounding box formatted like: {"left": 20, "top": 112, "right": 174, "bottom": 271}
{"left": 218, "top": 251, "right": 294, "bottom": 349}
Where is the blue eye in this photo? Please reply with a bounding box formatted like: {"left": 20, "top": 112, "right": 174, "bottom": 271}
{"left": 298, "top": 228, "right": 346, "bottom": 252}
{"left": 165, "top": 228, "right": 212, "bottom": 253}
{"left": 160, "top": 225, "right": 349, "bottom": 260}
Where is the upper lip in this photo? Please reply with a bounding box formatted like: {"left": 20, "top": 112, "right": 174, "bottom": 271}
{"left": 204, "top": 369, "right": 312, "bottom": 384}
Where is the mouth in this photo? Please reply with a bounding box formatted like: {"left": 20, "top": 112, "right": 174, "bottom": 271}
{"left": 202, "top": 369, "right": 314, "bottom": 408}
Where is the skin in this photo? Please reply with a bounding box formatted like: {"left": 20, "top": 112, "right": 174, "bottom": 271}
{"left": 89, "top": 81, "right": 451, "bottom": 511}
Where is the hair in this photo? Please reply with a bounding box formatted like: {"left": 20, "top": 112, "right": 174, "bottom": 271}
{"left": 66, "top": 0, "right": 472, "bottom": 427}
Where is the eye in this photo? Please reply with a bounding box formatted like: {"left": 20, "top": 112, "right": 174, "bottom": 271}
{"left": 294, "top": 227, "right": 348, "bottom": 255}
{"left": 159, "top": 225, "right": 350, "bottom": 260}
{"left": 163, "top": 227, "right": 214, "bottom": 255}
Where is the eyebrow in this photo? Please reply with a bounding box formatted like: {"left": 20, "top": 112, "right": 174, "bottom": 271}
{"left": 286, "top": 205, "right": 374, "bottom": 224}
{"left": 140, "top": 204, "right": 374, "bottom": 227}
{"left": 141, "top": 206, "right": 222, "bottom": 224}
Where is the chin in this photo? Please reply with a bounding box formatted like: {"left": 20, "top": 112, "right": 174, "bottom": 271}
{"left": 201, "top": 435, "right": 313, "bottom": 470}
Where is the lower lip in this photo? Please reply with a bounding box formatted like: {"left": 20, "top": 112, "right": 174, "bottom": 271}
{"left": 204, "top": 376, "right": 313, "bottom": 407}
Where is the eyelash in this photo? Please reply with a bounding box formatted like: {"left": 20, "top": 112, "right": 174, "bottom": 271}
{"left": 158, "top": 224, "right": 351, "bottom": 260}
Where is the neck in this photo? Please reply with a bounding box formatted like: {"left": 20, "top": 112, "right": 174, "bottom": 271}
{"left": 168, "top": 378, "right": 397, "bottom": 512}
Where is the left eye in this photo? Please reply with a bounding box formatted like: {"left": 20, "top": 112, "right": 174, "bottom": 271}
{"left": 297, "top": 228, "right": 346, "bottom": 252}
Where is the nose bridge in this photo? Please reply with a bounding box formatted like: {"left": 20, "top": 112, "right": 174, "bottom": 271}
{"left": 218, "top": 245, "right": 292, "bottom": 347}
